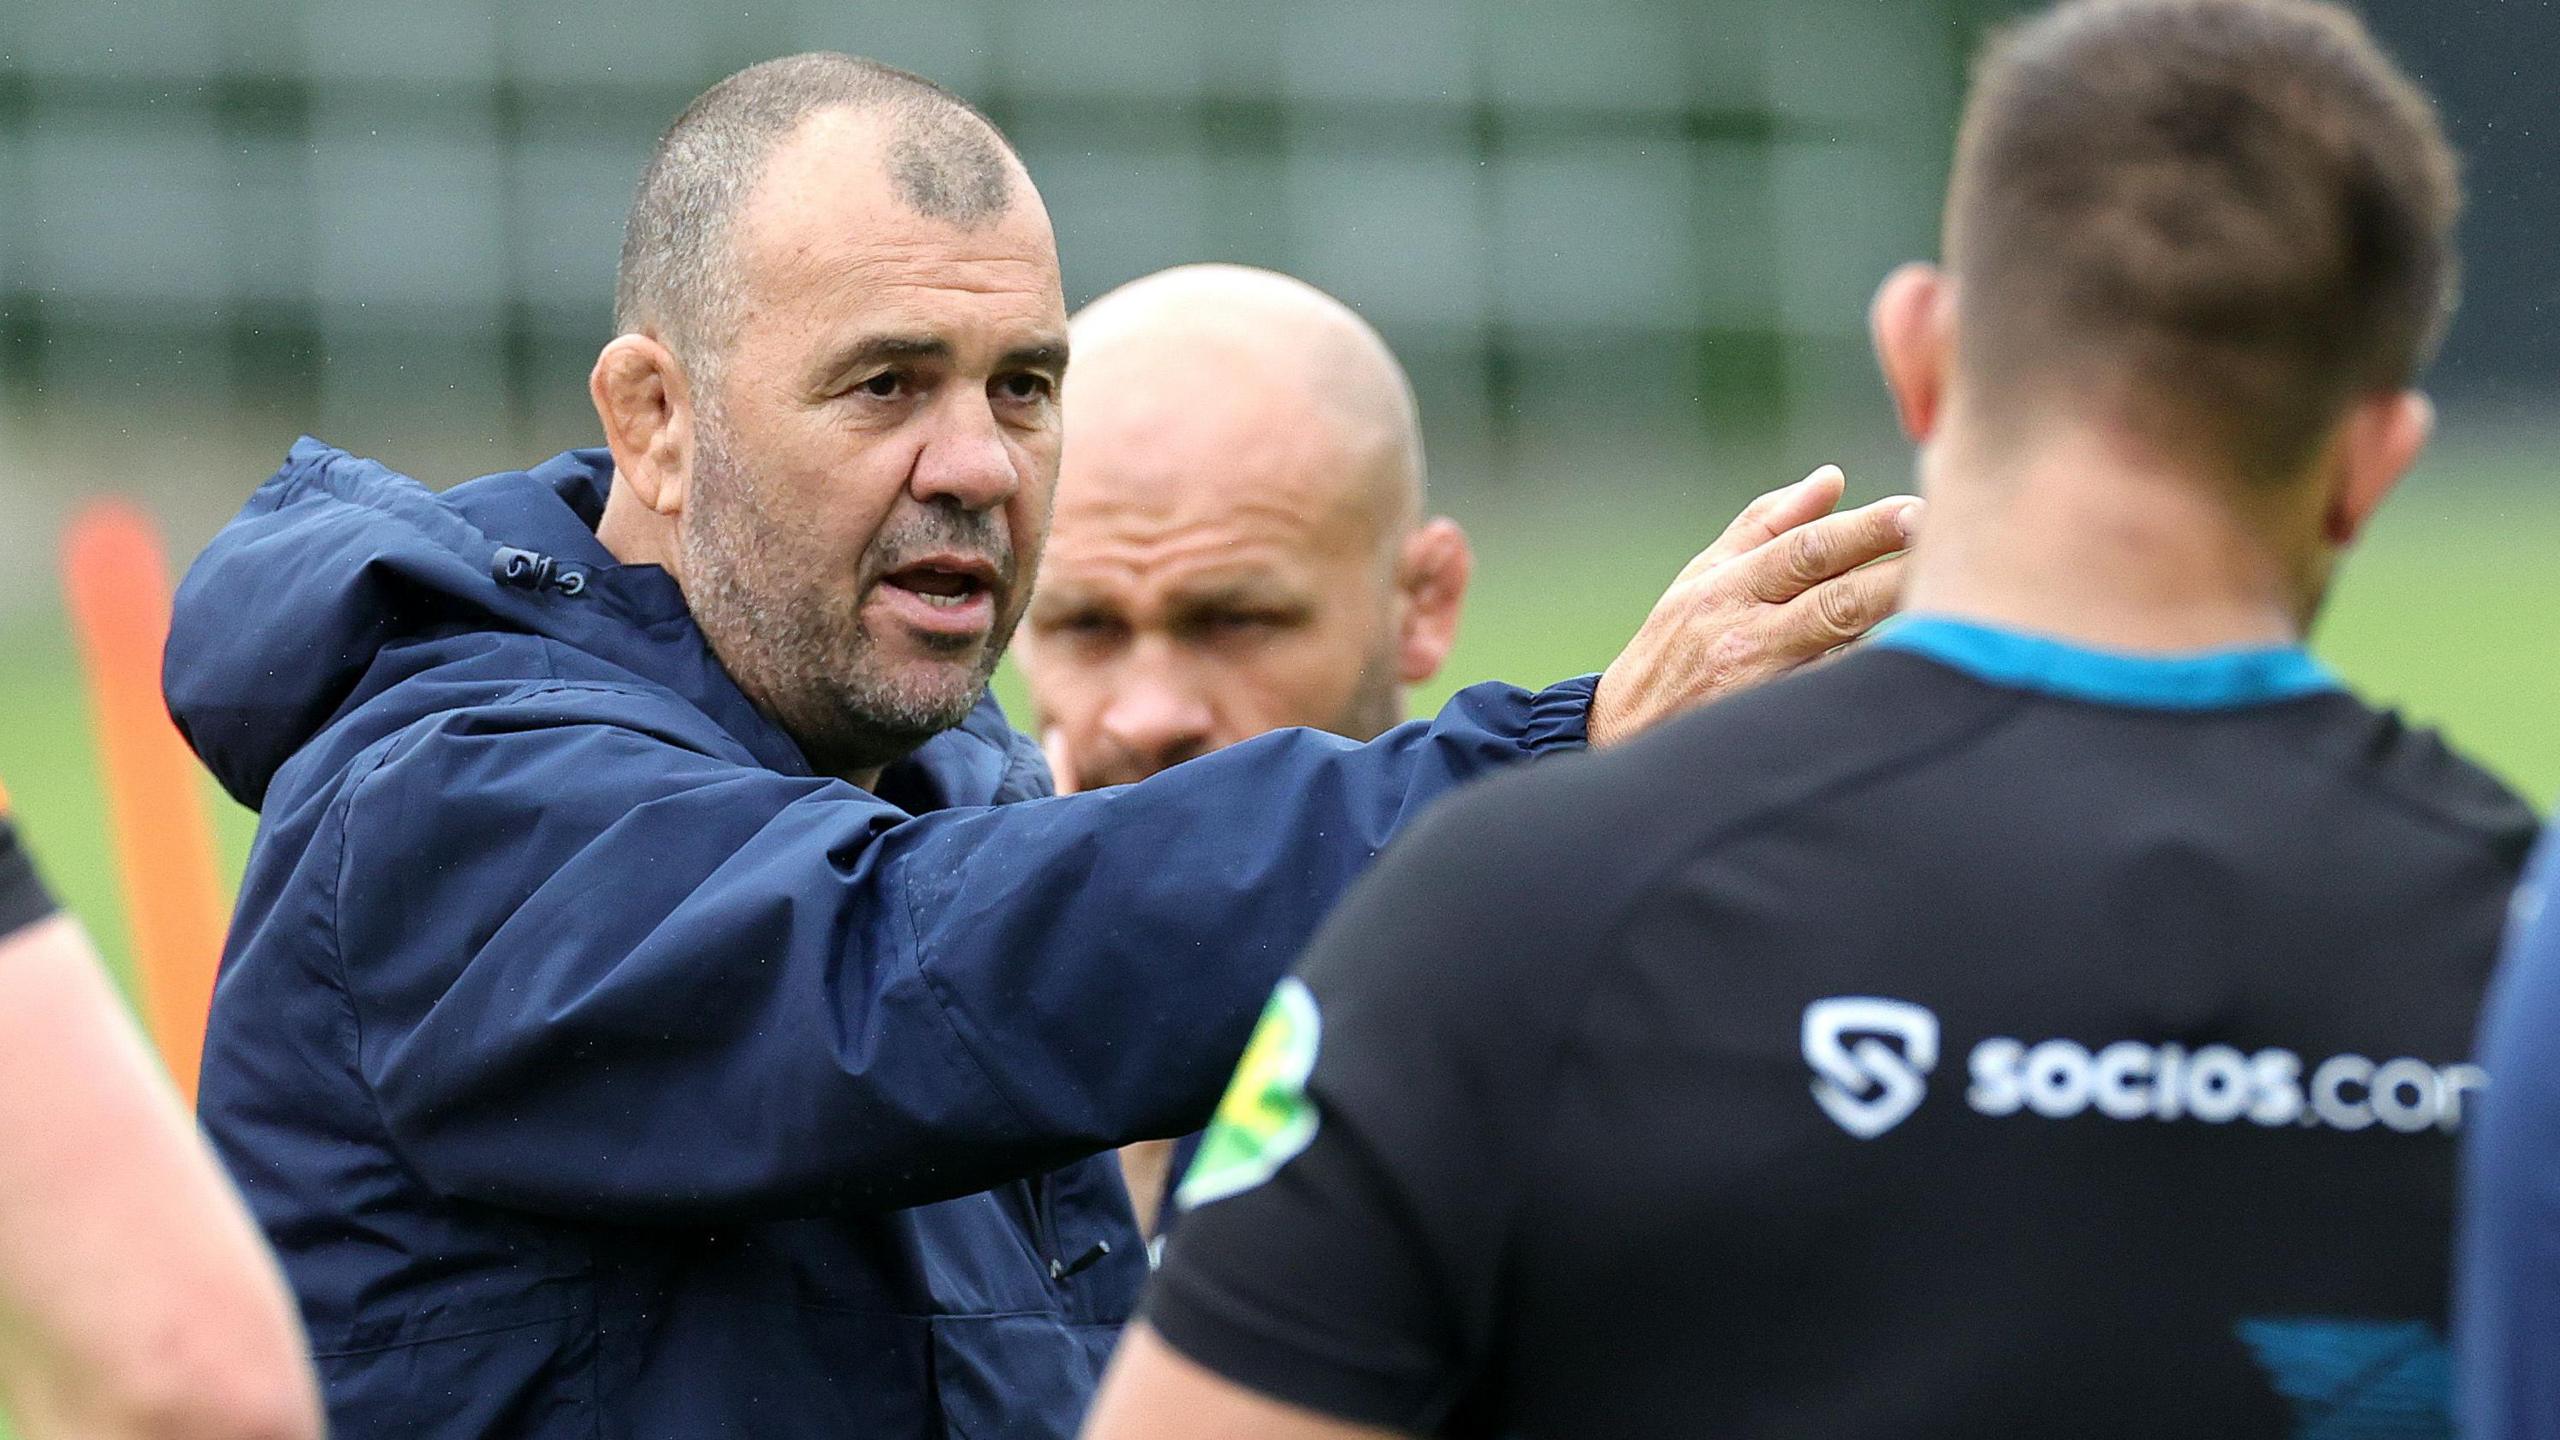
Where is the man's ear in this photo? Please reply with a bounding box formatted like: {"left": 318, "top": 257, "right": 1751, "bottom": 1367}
{"left": 1870, "top": 262, "right": 1954, "bottom": 442}
{"left": 2325, "top": 389, "right": 2431, "bottom": 547}
{"left": 1394, "top": 517, "right": 1472, "bottom": 686}
{"left": 590, "top": 334, "right": 698, "bottom": 518}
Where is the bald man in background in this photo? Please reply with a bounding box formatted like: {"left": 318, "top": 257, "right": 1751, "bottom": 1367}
{"left": 1021, "top": 265, "right": 1465, "bottom": 791}
{"left": 1016, "top": 264, "right": 1907, "bottom": 1235}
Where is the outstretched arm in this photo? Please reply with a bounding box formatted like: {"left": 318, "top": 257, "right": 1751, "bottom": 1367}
{"left": 328, "top": 468, "right": 1913, "bottom": 1227}
{"left": 331, "top": 674, "right": 1593, "bottom": 1223}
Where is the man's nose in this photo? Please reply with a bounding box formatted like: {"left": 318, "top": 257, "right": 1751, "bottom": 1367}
{"left": 1099, "top": 662, "right": 1218, "bottom": 773}
{"left": 909, "top": 395, "right": 1020, "bottom": 512}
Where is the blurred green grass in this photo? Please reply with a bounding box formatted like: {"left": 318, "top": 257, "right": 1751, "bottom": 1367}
{"left": 3, "top": 466, "right": 2555, "bottom": 1003}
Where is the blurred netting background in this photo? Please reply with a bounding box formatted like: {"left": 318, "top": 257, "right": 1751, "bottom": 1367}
{"left": 0, "top": 0, "right": 2555, "bottom": 988}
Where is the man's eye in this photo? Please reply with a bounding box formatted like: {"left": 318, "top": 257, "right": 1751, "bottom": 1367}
{"left": 1203, "top": 611, "right": 1288, "bottom": 638}
{"left": 1050, "top": 612, "right": 1126, "bottom": 641}
{"left": 856, "top": 372, "right": 903, "bottom": 399}
{"left": 998, "top": 372, "right": 1055, "bottom": 402}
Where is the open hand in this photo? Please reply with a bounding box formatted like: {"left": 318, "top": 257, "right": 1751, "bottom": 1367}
{"left": 1591, "top": 466, "right": 1918, "bottom": 747}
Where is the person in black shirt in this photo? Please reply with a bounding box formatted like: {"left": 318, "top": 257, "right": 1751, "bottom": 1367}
{"left": 1080, "top": 2, "right": 2537, "bottom": 1437}
{"left": 0, "top": 808, "right": 50, "bottom": 941}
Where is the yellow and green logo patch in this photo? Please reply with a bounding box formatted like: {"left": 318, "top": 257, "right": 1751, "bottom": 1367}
{"left": 1176, "top": 977, "right": 1323, "bottom": 1211}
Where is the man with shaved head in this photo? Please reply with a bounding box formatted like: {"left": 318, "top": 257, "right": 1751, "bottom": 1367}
{"left": 1023, "top": 265, "right": 1904, "bottom": 1235}
{"left": 1023, "top": 265, "right": 1463, "bottom": 795}
{"left": 168, "top": 54, "right": 1912, "bottom": 1438}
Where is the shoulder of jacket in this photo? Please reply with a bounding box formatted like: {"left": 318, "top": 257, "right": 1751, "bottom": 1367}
{"left": 341, "top": 670, "right": 760, "bottom": 802}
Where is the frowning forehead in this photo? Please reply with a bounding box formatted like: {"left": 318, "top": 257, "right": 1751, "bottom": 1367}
{"left": 1032, "top": 483, "right": 1370, "bottom": 622}
{"left": 1053, "top": 485, "right": 1335, "bottom": 561}
{"left": 1032, "top": 546, "right": 1330, "bottom": 631}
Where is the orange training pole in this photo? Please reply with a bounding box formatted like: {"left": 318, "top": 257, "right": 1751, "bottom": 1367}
{"left": 61, "top": 500, "right": 229, "bottom": 1101}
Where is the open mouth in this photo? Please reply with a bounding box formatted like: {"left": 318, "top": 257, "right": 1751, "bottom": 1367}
{"left": 882, "top": 560, "right": 996, "bottom": 610}
{"left": 872, "top": 554, "right": 1005, "bottom": 642}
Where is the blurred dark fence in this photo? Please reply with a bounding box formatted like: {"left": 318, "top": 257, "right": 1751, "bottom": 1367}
{"left": 0, "top": 1, "right": 2546, "bottom": 492}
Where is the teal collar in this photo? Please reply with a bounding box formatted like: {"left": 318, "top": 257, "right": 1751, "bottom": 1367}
{"left": 1870, "top": 614, "right": 2343, "bottom": 711}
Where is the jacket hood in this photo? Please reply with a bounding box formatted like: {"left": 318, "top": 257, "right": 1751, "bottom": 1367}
{"left": 166, "top": 438, "right": 1044, "bottom": 811}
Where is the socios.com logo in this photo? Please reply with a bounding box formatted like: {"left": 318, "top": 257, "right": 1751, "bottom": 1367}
{"left": 1968, "top": 1039, "right": 2484, "bottom": 1133}
{"left": 1803, "top": 997, "right": 1941, "bottom": 1139}
{"left": 1801, "top": 995, "right": 2486, "bottom": 1139}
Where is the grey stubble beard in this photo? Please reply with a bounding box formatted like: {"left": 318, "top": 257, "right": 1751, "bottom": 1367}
{"left": 679, "top": 419, "right": 1026, "bottom": 779}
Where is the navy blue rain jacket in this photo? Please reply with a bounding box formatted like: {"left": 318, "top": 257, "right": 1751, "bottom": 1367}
{"left": 166, "top": 440, "right": 1594, "bottom": 1439}
{"left": 2459, "top": 833, "right": 2560, "bottom": 1439}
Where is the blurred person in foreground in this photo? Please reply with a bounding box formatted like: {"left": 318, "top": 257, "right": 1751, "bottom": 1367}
{"left": 160, "top": 54, "right": 1916, "bottom": 1440}
{"left": 1085, "top": 2, "right": 2533, "bottom": 1437}
{"left": 0, "top": 789, "right": 322, "bottom": 1440}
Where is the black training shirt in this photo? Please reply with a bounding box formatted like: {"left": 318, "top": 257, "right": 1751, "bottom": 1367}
{"left": 1149, "top": 617, "right": 2538, "bottom": 1440}
{"left": 0, "top": 809, "right": 56, "bottom": 941}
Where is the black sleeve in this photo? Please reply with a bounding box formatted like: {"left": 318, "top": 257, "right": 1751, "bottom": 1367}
{"left": 1143, "top": 760, "right": 1620, "bottom": 1433}
{"left": 0, "top": 813, "right": 58, "bottom": 941}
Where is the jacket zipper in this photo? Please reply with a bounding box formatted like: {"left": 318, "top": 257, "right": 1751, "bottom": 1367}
{"left": 1034, "top": 1174, "right": 1065, "bottom": 1280}
{"left": 1033, "top": 1173, "right": 1115, "bottom": 1285}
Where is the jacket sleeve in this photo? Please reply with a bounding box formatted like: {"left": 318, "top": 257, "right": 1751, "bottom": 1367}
{"left": 330, "top": 676, "right": 1593, "bottom": 1223}
{"left": 2458, "top": 834, "right": 2560, "bottom": 1440}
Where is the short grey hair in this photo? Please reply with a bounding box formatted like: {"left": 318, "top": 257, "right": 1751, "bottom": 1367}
{"left": 612, "top": 52, "right": 1020, "bottom": 376}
